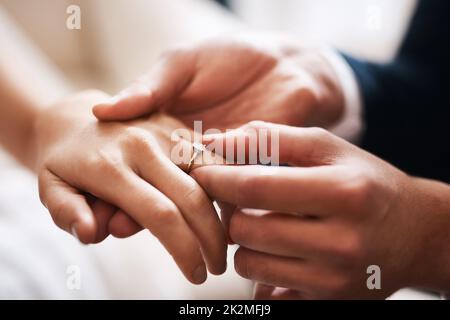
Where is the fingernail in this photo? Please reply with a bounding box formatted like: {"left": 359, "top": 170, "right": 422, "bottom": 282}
{"left": 192, "top": 265, "right": 207, "bottom": 284}
{"left": 71, "top": 223, "right": 80, "bottom": 241}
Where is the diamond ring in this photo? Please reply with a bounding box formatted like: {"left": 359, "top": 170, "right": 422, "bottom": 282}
{"left": 187, "top": 142, "right": 206, "bottom": 172}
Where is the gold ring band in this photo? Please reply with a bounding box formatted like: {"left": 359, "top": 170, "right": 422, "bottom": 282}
{"left": 187, "top": 142, "right": 205, "bottom": 172}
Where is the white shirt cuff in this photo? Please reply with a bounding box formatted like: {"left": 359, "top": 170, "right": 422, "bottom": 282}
{"left": 318, "top": 48, "right": 364, "bottom": 144}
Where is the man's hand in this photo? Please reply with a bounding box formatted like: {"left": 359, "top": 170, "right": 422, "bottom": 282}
{"left": 191, "top": 121, "right": 450, "bottom": 299}
{"left": 92, "top": 34, "right": 344, "bottom": 130}
{"left": 33, "top": 90, "right": 227, "bottom": 284}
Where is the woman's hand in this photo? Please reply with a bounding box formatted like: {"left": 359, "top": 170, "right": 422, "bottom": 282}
{"left": 33, "top": 90, "right": 227, "bottom": 284}
{"left": 92, "top": 34, "right": 344, "bottom": 130}
{"left": 191, "top": 121, "right": 450, "bottom": 298}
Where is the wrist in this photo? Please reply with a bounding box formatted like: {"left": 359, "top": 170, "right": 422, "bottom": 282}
{"left": 31, "top": 90, "right": 108, "bottom": 171}
{"left": 297, "top": 49, "right": 345, "bottom": 128}
{"left": 22, "top": 99, "right": 51, "bottom": 171}
{"left": 270, "top": 36, "right": 345, "bottom": 128}
{"left": 29, "top": 102, "right": 60, "bottom": 172}
{"left": 406, "top": 177, "right": 450, "bottom": 292}
{"left": 315, "top": 48, "right": 363, "bottom": 142}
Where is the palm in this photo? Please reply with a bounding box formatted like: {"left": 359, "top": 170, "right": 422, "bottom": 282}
{"left": 94, "top": 37, "right": 340, "bottom": 130}
{"left": 165, "top": 41, "right": 313, "bottom": 131}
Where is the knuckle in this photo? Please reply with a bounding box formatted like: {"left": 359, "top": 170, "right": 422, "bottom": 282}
{"left": 326, "top": 274, "right": 352, "bottom": 297}
{"left": 121, "top": 128, "right": 158, "bottom": 157}
{"left": 331, "top": 230, "right": 364, "bottom": 263}
{"left": 123, "top": 127, "right": 150, "bottom": 146}
{"left": 303, "top": 127, "right": 335, "bottom": 162}
{"left": 285, "top": 127, "right": 336, "bottom": 165}
{"left": 87, "top": 149, "right": 125, "bottom": 179}
{"left": 150, "top": 204, "right": 180, "bottom": 228}
{"left": 309, "top": 126, "right": 332, "bottom": 142}
{"left": 338, "top": 169, "right": 374, "bottom": 211}
{"left": 182, "top": 182, "right": 203, "bottom": 202}
{"left": 291, "top": 84, "right": 318, "bottom": 106}
{"left": 236, "top": 174, "right": 263, "bottom": 206}
{"left": 234, "top": 248, "right": 271, "bottom": 282}
{"left": 182, "top": 184, "right": 211, "bottom": 213}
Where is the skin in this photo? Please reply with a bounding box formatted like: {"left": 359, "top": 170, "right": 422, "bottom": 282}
{"left": 92, "top": 34, "right": 344, "bottom": 130}
{"left": 34, "top": 91, "right": 228, "bottom": 283}
{"left": 91, "top": 34, "right": 450, "bottom": 298}
{"left": 190, "top": 121, "right": 450, "bottom": 299}
{"left": 0, "top": 22, "right": 227, "bottom": 285}
{"left": 3, "top": 22, "right": 448, "bottom": 298}
{"left": 1, "top": 87, "right": 227, "bottom": 284}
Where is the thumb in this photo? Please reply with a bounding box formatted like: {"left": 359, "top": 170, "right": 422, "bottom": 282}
{"left": 92, "top": 83, "right": 155, "bottom": 121}
{"left": 93, "top": 51, "right": 196, "bottom": 121}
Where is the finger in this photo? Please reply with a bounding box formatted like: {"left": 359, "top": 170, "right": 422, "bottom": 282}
{"left": 217, "top": 201, "right": 235, "bottom": 244}
{"left": 117, "top": 175, "right": 207, "bottom": 284}
{"left": 93, "top": 51, "right": 196, "bottom": 121}
{"left": 253, "top": 283, "right": 276, "bottom": 300}
{"left": 253, "top": 283, "right": 304, "bottom": 300}
{"left": 234, "top": 247, "right": 328, "bottom": 293}
{"left": 89, "top": 199, "right": 116, "bottom": 243}
{"left": 72, "top": 194, "right": 137, "bottom": 243}
{"left": 84, "top": 197, "right": 140, "bottom": 242}
{"left": 192, "top": 164, "right": 349, "bottom": 216}
{"left": 108, "top": 210, "right": 143, "bottom": 238}
{"left": 77, "top": 167, "right": 208, "bottom": 284}
{"left": 137, "top": 150, "right": 227, "bottom": 275}
{"left": 203, "top": 121, "right": 343, "bottom": 167}
{"left": 39, "top": 170, "right": 96, "bottom": 244}
{"left": 229, "top": 209, "right": 342, "bottom": 260}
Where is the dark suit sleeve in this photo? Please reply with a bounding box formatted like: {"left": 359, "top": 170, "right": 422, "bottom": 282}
{"left": 342, "top": 0, "right": 450, "bottom": 181}
{"left": 214, "top": 0, "right": 229, "bottom": 7}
